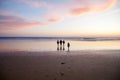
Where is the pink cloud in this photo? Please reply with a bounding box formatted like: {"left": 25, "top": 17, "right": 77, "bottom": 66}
{"left": 48, "top": 17, "right": 62, "bottom": 23}
{"left": 0, "top": 9, "right": 15, "bottom": 16}
{"left": 0, "top": 15, "right": 44, "bottom": 29}
{"left": 70, "top": 8, "right": 91, "bottom": 16}
{"left": 14, "top": 22, "right": 44, "bottom": 29}
{"left": 19, "top": 0, "right": 47, "bottom": 8}
{"left": 100, "top": 0, "right": 117, "bottom": 11}
{"left": 0, "top": 0, "right": 117, "bottom": 30}
{"left": 68, "top": 0, "right": 117, "bottom": 16}
{"left": 0, "top": 14, "right": 63, "bottom": 29}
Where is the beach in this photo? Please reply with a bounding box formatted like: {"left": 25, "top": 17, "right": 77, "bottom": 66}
{"left": 0, "top": 50, "right": 120, "bottom": 80}
{"left": 1, "top": 0, "right": 120, "bottom": 79}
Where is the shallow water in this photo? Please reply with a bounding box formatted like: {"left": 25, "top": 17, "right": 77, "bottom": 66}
{"left": 0, "top": 39, "right": 120, "bottom": 51}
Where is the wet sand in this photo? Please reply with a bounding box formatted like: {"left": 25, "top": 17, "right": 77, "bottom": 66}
{"left": 0, "top": 50, "right": 120, "bottom": 80}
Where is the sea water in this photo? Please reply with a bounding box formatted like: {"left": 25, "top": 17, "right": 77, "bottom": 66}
{"left": 0, "top": 37, "right": 120, "bottom": 51}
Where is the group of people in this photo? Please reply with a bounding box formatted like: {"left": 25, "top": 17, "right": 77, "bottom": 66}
{"left": 57, "top": 40, "right": 70, "bottom": 51}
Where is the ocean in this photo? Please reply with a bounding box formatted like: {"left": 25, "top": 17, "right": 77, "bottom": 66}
{"left": 0, "top": 37, "right": 120, "bottom": 51}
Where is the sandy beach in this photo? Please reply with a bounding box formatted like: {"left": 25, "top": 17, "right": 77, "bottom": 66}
{"left": 0, "top": 50, "right": 120, "bottom": 80}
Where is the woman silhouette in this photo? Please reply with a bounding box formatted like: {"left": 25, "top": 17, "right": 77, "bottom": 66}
{"left": 62, "top": 40, "right": 65, "bottom": 50}
{"left": 67, "top": 42, "right": 70, "bottom": 52}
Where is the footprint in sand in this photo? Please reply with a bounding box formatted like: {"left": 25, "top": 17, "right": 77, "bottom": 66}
{"left": 61, "top": 62, "right": 65, "bottom": 65}
{"left": 67, "top": 66, "right": 72, "bottom": 72}
{"left": 68, "top": 66, "right": 71, "bottom": 69}
{"left": 60, "top": 72, "right": 64, "bottom": 76}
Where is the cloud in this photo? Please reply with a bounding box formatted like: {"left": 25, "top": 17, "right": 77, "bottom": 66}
{"left": 100, "top": 0, "right": 117, "bottom": 11}
{"left": 69, "top": 0, "right": 117, "bottom": 16}
{"left": 0, "top": 15, "right": 44, "bottom": 29}
{"left": 48, "top": 18, "right": 60, "bottom": 22}
{"left": 0, "top": 0, "right": 118, "bottom": 30}
{"left": 0, "top": 15, "right": 62, "bottom": 29}
{"left": 0, "top": 9, "right": 14, "bottom": 16}
{"left": 70, "top": 8, "right": 91, "bottom": 16}
{"left": 48, "top": 17, "right": 62, "bottom": 23}
{"left": 16, "top": 22, "right": 43, "bottom": 29}
{"left": 19, "top": 0, "right": 47, "bottom": 8}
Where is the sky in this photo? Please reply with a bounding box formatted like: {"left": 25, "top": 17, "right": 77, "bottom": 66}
{"left": 0, "top": 0, "right": 120, "bottom": 37}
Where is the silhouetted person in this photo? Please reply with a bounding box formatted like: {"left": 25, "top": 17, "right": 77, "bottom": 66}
{"left": 62, "top": 40, "right": 65, "bottom": 46}
{"left": 57, "top": 40, "right": 59, "bottom": 46}
{"left": 57, "top": 40, "right": 59, "bottom": 51}
{"left": 62, "top": 40, "right": 65, "bottom": 51}
{"left": 60, "top": 40, "right": 62, "bottom": 47}
{"left": 67, "top": 42, "right": 70, "bottom": 52}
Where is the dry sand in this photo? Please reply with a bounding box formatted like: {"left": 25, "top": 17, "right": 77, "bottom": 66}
{"left": 0, "top": 50, "right": 120, "bottom": 80}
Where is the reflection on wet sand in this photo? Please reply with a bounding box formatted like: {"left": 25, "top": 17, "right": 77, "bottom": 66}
{"left": 0, "top": 40, "right": 120, "bottom": 51}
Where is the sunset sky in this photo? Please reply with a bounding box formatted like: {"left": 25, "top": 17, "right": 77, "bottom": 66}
{"left": 0, "top": 0, "right": 120, "bottom": 37}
